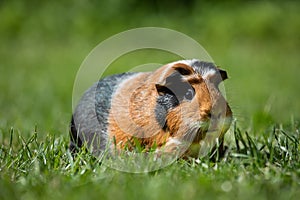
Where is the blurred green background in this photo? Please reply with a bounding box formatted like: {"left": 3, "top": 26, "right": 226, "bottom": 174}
{"left": 0, "top": 0, "right": 299, "bottom": 136}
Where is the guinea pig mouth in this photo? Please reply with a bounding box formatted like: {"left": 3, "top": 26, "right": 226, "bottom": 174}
{"left": 190, "top": 128, "right": 206, "bottom": 143}
{"left": 194, "top": 121, "right": 223, "bottom": 141}
{"left": 183, "top": 121, "right": 223, "bottom": 143}
{"left": 187, "top": 122, "right": 209, "bottom": 143}
{"left": 198, "top": 121, "right": 210, "bottom": 132}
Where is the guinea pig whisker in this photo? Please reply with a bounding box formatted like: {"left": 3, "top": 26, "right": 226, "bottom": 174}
{"left": 181, "top": 125, "right": 201, "bottom": 143}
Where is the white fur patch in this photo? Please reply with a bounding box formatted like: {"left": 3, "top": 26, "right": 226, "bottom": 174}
{"left": 169, "top": 59, "right": 197, "bottom": 66}
{"left": 201, "top": 68, "right": 217, "bottom": 79}
{"left": 166, "top": 138, "right": 182, "bottom": 146}
{"left": 170, "top": 59, "right": 217, "bottom": 79}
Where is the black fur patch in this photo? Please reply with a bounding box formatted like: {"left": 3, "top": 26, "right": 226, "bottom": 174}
{"left": 164, "top": 72, "right": 194, "bottom": 102}
{"left": 154, "top": 71, "right": 194, "bottom": 130}
{"left": 155, "top": 93, "right": 179, "bottom": 130}
{"left": 70, "top": 72, "right": 137, "bottom": 153}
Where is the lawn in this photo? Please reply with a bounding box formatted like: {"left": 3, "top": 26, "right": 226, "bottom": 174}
{"left": 0, "top": 1, "right": 300, "bottom": 199}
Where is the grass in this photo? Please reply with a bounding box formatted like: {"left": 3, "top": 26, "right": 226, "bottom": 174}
{"left": 1, "top": 122, "right": 299, "bottom": 200}
{"left": 1, "top": 0, "right": 300, "bottom": 199}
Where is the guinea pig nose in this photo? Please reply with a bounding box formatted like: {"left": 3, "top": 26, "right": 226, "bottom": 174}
{"left": 207, "top": 112, "right": 212, "bottom": 119}
{"left": 211, "top": 111, "right": 225, "bottom": 120}
{"left": 202, "top": 111, "right": 212, "bottom": 120}
{"left": 200, "top": 109, "right": 212, "bottom": 120}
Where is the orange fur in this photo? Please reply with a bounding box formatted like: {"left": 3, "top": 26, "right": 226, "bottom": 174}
{"left": 107, "top": 61, "right": 232, "bottom": 157}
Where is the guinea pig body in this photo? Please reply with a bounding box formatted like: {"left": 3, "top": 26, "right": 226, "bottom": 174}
{"left": 70, "top": 59, "right": 232, "bottom": 158}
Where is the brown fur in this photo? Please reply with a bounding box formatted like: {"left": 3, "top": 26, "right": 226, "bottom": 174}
{"left": 108, "top": 61, "right": 232, "bottom": 157}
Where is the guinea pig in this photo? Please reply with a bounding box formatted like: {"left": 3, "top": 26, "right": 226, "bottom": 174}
{"left": 70, "top": 59, "right": 232, "bottom": 158}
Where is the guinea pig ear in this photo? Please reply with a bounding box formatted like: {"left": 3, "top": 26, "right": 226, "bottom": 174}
{"left": 155, "top": 84, "right": 173, "bottom": 96}
{"left": 172, "top": 63, "right": 194, "bottom": 75}
{"left": 218, "top": 68, "right": 228, "bottom": 81}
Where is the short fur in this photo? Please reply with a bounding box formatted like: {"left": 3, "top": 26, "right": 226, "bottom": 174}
{"left": 70, "top": 59, "right": 232, "bottom": 158}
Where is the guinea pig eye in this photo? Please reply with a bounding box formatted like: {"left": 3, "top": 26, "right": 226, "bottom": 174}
{"left": 184, "top": 88, "right": 195, "bottom": 101}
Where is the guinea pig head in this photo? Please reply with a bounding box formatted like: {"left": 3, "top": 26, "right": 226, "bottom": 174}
{"left": 154, "top": 60, "right": 232, "bottom": 145}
